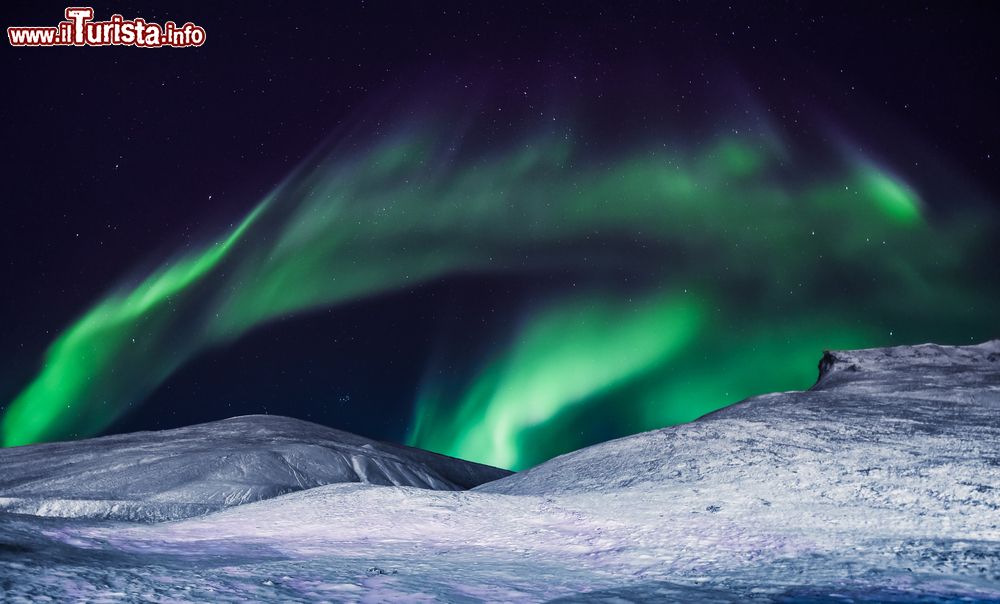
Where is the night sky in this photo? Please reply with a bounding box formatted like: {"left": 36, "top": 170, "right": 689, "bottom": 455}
{"left": 2, "top": 2, "right": 999, "bottom": 470}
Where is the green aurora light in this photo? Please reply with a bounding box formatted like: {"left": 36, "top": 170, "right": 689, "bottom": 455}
{"left": 2, "top": 126, "right": 997, "bottom": 470}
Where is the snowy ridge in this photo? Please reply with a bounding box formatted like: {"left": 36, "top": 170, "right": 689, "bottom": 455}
{"left": 477, "top": 339, "right": 1000, "bottom": 497}
{"left": 0, "top": 414, "right": 510, "bottom": 521}
{"left": 816, "top": 340, "right": 1000, "bottom": 381}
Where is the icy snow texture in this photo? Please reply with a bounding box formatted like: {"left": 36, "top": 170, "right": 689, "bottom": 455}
{"left": 0, "top": 414, "right": 510, "bottom": 521}
{"left": 479, "top": 341, "right": 1000, "bottom": 499}
{"left": 0, "top": 341, "right": 998, "bottom": 602}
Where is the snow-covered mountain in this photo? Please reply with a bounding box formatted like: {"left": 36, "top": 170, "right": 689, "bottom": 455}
{"left": 0, "top": 414, "right": 510, "bottom": 521}
{"left": 0, "top": 342, "right": 997, "bottom": 602}
{"left": 478, "top": 340, "right": 1000, "bottom": 499}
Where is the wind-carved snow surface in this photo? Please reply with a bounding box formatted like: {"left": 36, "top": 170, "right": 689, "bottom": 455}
{"left": 0, "top": 342, "right": 998, "bottom": 602}
{"left": 0, "top": 415, "right": 511, "bottom": 521}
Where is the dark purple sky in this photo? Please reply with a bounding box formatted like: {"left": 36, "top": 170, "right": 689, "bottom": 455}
{"left": 2, "top": 1, "right": 998, "bottom": 444}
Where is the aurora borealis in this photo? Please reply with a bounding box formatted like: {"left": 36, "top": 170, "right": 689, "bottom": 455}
{"left": 3, "top": 116, "right": 997, "bottom": 468}
{"left": 3, "top": 3, "right": 999, "bottom": 471}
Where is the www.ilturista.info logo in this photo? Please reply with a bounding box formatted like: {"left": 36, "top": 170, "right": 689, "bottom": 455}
{"left": 8, "top": 7, "right": 206, "bottom": 48}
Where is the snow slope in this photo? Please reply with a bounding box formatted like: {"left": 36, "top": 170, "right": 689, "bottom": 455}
{"left": 478, "top": 341, "right": 1000, "bottom": 500}
{"left": 0, "top": 414, "right": 510, "bottom": 521}
{"left": 0, "top": 341, "right": 997, "bottom": 602}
